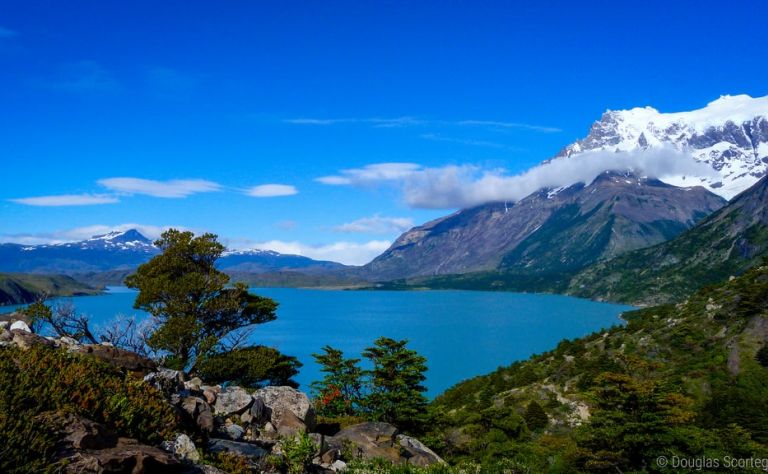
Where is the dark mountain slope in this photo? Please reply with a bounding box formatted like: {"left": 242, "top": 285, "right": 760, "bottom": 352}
{"left": 362, "top": 172, "right": 725, "bottom": 281}
{"left": 568, "top": 175, "right": 768, "bottom": 305}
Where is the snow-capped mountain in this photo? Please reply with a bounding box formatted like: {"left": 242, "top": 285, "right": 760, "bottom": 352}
{"left": 557, "top": 94, "right": 768, "bottom": 199}
{"left": 0, "top": 229, "right": 345, "bottom": 275}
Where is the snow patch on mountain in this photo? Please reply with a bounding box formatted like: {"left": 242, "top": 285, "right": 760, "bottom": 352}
{"left": 558, "top": 94, "right": 768, "bottom": 199}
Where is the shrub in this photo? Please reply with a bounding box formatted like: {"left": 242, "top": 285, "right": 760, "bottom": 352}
{"left": 196, "top": 345, "right": 301, "bottom": 388}
{"left": 0, "top": 344, "right": 181, "bottom": 472}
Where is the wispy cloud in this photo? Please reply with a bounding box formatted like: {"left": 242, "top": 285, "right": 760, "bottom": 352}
{"left": 0, "top": 223, "right": 189, "bottom": 246}
{"left": 229, "top": 239, "right": 391, "bottom": 266}
{"left": 98, "top": 177, "right": 221, "bottom": 198}
{"left": 10, "top": 194, "right": 119, "bottom": 207}
{"left": 456, "top": 120, "right": 562, "bottom": 133}
{"left": 334, "top": 215, "right": 414, "bottom": 235}
{"left": 316, "top": 163, "right": 422, "bottom": 186}
{"left": 41, "top": 60, "right": 120, "bottom": 93}
{"left": 283, "top": 117, "right": 425, "bottom": 128}
{"left": 245, "top": 184, "right": 298, "bottom": 197}
{"left": 0, "top": 27, "right": 17, "bottom": 38}
{"left": 315, "top": 146, "right": 718, "bottom": 209}
{"left": 420, "top": 133, "right": 517, "bottom": 149}
{"left": 283, "top": 116, "right": 560, "bottom": 133}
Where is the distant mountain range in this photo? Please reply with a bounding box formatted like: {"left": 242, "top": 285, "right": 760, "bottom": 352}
{"left": 0, "top": 230, "right": 346, "bottom": 276}
{"left": 362, "top": 95, "right": 768, "bottom": 300}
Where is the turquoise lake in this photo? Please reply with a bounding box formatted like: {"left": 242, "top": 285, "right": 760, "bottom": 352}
{"left": 6, "top": 288, "right": 632, "bottom": 397}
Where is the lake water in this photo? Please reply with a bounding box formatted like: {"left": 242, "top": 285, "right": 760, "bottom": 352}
{"left": 5, "top": 287, "right": 632, "bottom": 397}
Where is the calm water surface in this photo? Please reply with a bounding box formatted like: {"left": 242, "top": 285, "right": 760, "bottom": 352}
{"left": 6, "top": 287, "right": 632, "bottom": 397}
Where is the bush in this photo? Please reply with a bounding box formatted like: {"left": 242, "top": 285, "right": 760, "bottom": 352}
{"left": 0, "top": 345, "right": 181, "bottom": 472}
{"left": 196, "top": 345, "right": 302, "bottom": 388}
{"left": 281, "top": 431, "right": 318, "bottom": 474}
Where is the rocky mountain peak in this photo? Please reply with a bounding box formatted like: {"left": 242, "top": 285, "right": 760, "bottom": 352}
{"left": 557, "top": 94, "right": 768, "bottom": 199}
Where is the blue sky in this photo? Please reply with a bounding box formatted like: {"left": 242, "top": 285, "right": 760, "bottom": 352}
{"left": 1, "top": 1, "right": 766, "bottom": 264}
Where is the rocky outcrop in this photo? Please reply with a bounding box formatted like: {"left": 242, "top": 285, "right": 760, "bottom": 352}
{"left": 1, "top": 315, "right": 443, "bottom": 472}
{"left": 321, "top": 422, "right": 445, "bottom": 467}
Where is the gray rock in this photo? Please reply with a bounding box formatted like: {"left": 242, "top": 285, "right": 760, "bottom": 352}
{"left": 213, "top": 386, "right": 253, "bottom": 416}
{"left": 144, "top": 369, "right": 186, "bottom": 397}
{"left": 0, "top": 320, "right": 10, "bottom": 330}
{"left": 397, "top": 434, "right": 446, "bottom": 466}
{"left": 172, "top": 433, "right": 200, "bottom": 462}
{"left": 180, "top": 396, "right": 214, "bottom": 433}
{"left": 252, "top": 386, "right": 316, "bottom": 435}
{"left": 207, "top": 439, "right": 268, "bottom": 459}
{"left": 331, "top": 460, "right": 348, "bottom": 471}
{"left": 223, "top": 422, "right": 245, "bottom": 441}
{"left": 327, "top": 422, "right": 444, "bottom": 467}
{"left": 10, "top": 320, "right": 31, "bottom": 332}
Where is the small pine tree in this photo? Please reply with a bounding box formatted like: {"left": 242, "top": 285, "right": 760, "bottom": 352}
{"left": 524, "top": 401, "right": 548, "bottom": 431}
{"left": 362, "top": 337, "right": 428, "bottom": 431}
{"left": 311, "top": 345, "right": 364, "bottom": 417}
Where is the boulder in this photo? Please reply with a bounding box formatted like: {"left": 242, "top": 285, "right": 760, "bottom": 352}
{"left": 326, "top": 422, "right": 444, "bottom": 466}
{"left": 37, "top": 411, "right": 117, "bottom": 451}
{"left": 180, "top": 396, "right": 214, "bottom": 433}
{"left": 207, "top": 439, "right": 268, "bottom": 459}
{"left": 213, "top": 386, "right": 253, "bottom": 416}
{"left": 221, "top": 421, "right": 245, "bottom": 441}
{"left": 144, "top": 369, "right": 186, "bottom": 397}
{"left": 10, "top": 320, "right": 31, "bottom": 332}
{"left": 396, "top": 434, "right": 446, "bottom": 466}
{"left": 63, "top": 437, "right": 181, "bottom": 473}
{"left": 169, "top": 433, "right": 200, "bottom": 462}
{"left": 252, "top": 386, "right": 316, "bottom": 435}
{"left": 11, "top": 329, "right": 54, "bottom": 350}
{"left": 77, "top": 344, "right": 157, "bottom": 376}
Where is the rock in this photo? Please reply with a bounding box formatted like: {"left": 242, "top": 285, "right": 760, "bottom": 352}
{"left": 37, "top": 411, "right": 117, "bottom": 450}
{"left": 331, "top": 460, "right": 348, "bottom": 471}
{"left": 249, "top": 397, "right": 266, "bottom": 423}
{"left": 0, "top": 320, "right": 10, "bottom": 330}
{"left": 0, "top": 327, "right": 13, "bottom": 342}
{"left": 144, "top": 369, "right": 186, "bottom": 397}
{"left": 240, "top": 411, "right": 253, "bottom": 424}
{"left": 180, "top": 396, "right": 214, "bottom": 433}
{"left": 10, "top": 320, "right": 31, "bottom": 332}
{"left": 203, "top": 389, "right": 217, "bottom": 405}
{"left": 207, "top": 439, "right": 268, "bottom": 459}
{"left": 185, "top": 376, "right": 203, "bottom": 391}
{"left": 327, "top": 422, "right": 444, "bottom": 466}
{"left": 77, "top": 344, "right": 157, "bottom": 376}
{"left": 171, "top": 433, "right": 200, "bottom": 462}
{"left": 213, "top": 386, "right": 253, "bottom": 416}
{"left": 63, "top": 437, "right": 181, "bottom": 473}
{"left": 11, "top": 329, "right": 54, "bottom": 350}
{"left": 59, "top": 336, "right": 80, "bottom": 347}
{"left": 396, "top": 434, "right": 446, "bottom": 466}
{"left": 252, "top": 386, "right": 316, "bottom": 435}
{"left": 223, "top": 421, "right": 245, "bottom": 441}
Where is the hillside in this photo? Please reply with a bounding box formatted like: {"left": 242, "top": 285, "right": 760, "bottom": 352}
{"left": 568, "top": 174, "right": 768, "bottom": 305}
{"left": 0, "top": 273, "right": 101, "bottom": 306}
{"left": 427, "top": 261, "right": 768, "bottom": 470}
{"left": 363, "top": 172, "right": 724, "bottom": 281}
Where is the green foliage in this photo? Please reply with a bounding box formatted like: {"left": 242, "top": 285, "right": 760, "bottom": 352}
{"left": 281, "top": 431, "right": 318, "bottom": 474}
{"left": 362, "top": 337, "right": 429, "bottom": 432}
{"left": 20, "top": 299, "right": 52, "bottom": 332}
{"left": 523, "top": 401, "right": 548, "bottom": 431}
{"left": 0, "top": 345, "right": 180, "bottom": 472}
{"left": 125, "top": 229, "right": 278, "bottom": 370}
{"left": 196, "top": 345, "right": 301, "bottom": 388}
{"left": 311, "top": 345, "right": 364, "bottom": 417}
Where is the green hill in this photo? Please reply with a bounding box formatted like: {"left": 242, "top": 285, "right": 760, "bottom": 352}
{"left": 0, "top": 273, "right": 101, "bottom": 306}
{"left": 426, "top": 262, "right": 768, "bottom": 471}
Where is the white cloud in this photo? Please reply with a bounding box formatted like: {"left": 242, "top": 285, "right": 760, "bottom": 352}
{"left": 334, "top": 215, "right": 414, "bottom": 234}
{"left": 316, "top": 146, "right": 719, "bottom": 209}
{"left": 420, "top": 133, "right": 513, "bottom": 149}
{"left": 283, "top": 116, "right": 559, "bottom": 132}
{"left": 98, "top": 177, "right": 221, "bottom": 198}
{"left": 0, "top": 223, "right": 190, "bottom": 246}
{"left": 456, "top": 120, "right": 562, "bottom": 133}
{"left": 317, "top": 162, "right": 422, "bottom": 186}
{"left": 246, "top": 184, "right": 298, "bottom": 197}
{"left": 10, "top": 193, "right": 119, "bottom": 206}
{"left": 229, "top": 239, "right": 391, "bottom": 266}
